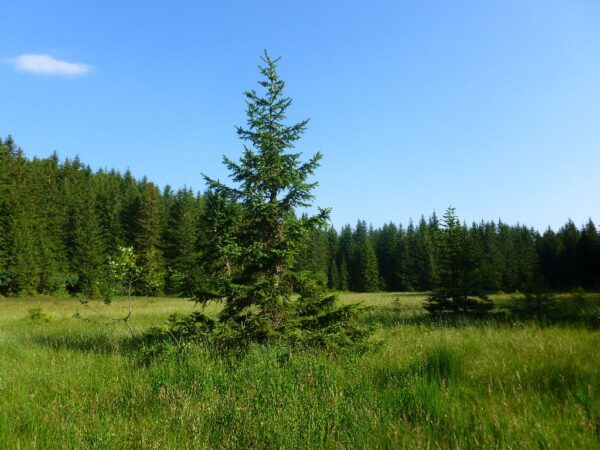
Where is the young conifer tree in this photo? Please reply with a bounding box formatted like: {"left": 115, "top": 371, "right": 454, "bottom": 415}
{"left": 193, "top": 51, "right": 367, "bottom": 346}
{"left": 424, "top": 207, "right": 493, "bottom": 314}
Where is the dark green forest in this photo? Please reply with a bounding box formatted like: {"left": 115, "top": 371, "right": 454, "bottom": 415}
{"left": 1, "top": 135, "right": 598, "bottom": 297}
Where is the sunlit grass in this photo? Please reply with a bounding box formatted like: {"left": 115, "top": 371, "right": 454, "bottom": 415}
{"left": 0, "top": 292, "right": 598, "bottom": 448}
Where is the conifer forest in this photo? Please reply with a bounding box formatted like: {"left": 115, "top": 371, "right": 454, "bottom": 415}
{"left": 1, "top": 133, "right": 598, "bottom": 298}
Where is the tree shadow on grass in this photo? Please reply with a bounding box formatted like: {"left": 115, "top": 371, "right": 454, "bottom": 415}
{"left": 361, "top": 301, "right": 600, "bottom": 330}
{"left": 361, "top": 307, "right": 501, "bottom": 329}
{"left": 28, "top": 295, "right": 600, "bottom": 355}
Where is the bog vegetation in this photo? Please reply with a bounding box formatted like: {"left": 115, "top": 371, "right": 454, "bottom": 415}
{"left": 1, "top": 293, "right": 599, "bottom": 448}
{"left": 1, "top": 53, "right": 599, "bottom": 447}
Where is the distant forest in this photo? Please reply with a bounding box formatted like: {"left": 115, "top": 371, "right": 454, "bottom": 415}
{"left": 1, "top": 135, "right": 598, "bottom": 297}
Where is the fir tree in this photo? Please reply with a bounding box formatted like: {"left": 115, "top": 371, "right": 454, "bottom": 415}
{"left": 135, "top": 182, "right": 165, "bottom": 295}
{"left": 120, "top": 170, "right": 141, "bottom": 247}
{"left": 164, "top": 188, "right": 200, "bottom": 295}
{"left": 557, "top": 220, "right": 580, "bottom": 290}
{"left": 352, "top": 221, "right": 379, "bottom": 292}
{"left": 338, "top": 257, "right": 350, "bottom": 291}
{"left": 297, "top": 227, "right": 330, "bottom": 288}
{"left": 415, "top": 216, "right": 436, "bottom": 290}
{"left": 325, "top": 227, "right": 340, "bottom": 289}
{"left": 537, "top": 228, "right": 562, "bottom": 290}
{"left": 374, "top": 222, "right": 399, "bottom": 291}
{"left": 404, "top": 220, "right": 419, "bottom": 290}
{"left": 62, "top": 159, "right": 104, "bottom": 296}
{"left": 95, "top": 170, "right": 124, "bottom": 257}
{"left": 192, "top": 187, "right": 240, "bottom": 301}
{"left": 186, "top": 52, "right": 367, "bottom": 346}
{"left": 578, "top": 219, "right": 600, "bottom": 289}
{"left": 6, "top": 146, "right": 41, "bottom": 294}
{"left": 338, "top": 225, "right": 353, "bottom": 290}
{"left": 395, "top": 224, "right": 411, "bottom": 291}
{"left": 475, "top": 221, "right": 503, "bottom": 291}
{"left": 513, "top": 225, "right": 540, "bottom": 289}
{"left": 424, "top": 207, "right": 493, "bottom": 314}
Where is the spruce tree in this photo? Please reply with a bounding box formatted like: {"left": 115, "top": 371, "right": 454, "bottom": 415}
{"left": 375, "top": 222, "right": 399, "bottom": 291}
{"left": 166, "top": 188, "right": 199, "bottom": 295}
{"left": 120, "top": 170, "right": 141, "bottom": 248}
{"left": 352, "top": 221, "right": 379, "bottom": 292}
{"left": 135, "top": 182, "right": 165, "bottom": 295}
{"left": 415, "top": 216, "right": 436, "bottom": 290}
{"left": 557, "top": 220, "right": 580, "bottom": 289}
{"left": 404, "top": 220, "right": 419, "bottom": 290}
{"left": 338, "top": 225, "right": 353, "bottom": 290}
{"left": 578, "top": 219, "right": 600, "bottom": 289}
{"left": 513, "top": 225, "right": 539, "bottom": 289}
{"left": 195, "top": 188, "right": 240, "bottom": 286}
{"left": 62, "top": 159, "right": 104, "bottom": 297}
{"left": 395, "top": 224, "right": 411, "bottom": 291}
{"left": 498, "top": 221, "right": 519, "bottom": 291}
{"left": 183, "top": 52, "right": 367, "bottom": 346}
{"left": 32, "top": 154, "right": 69, "bottom": 294}
{"left": 95, "top": 170, "right": 124, "bottom": 257}
{"left": 475, "top": 221, "right": 503, "bottom": 291}
{"left": 6, "top": 146, "right": 41, "bottom": 294}
{"left": 537, "top": 228, "right": 562, "bottom": 291}
{"left": 325, "top": 227, "right": 340, "bottom": 289}
{"left": 338, "top": 257, "right": 350, "bottom": 291}
{"left": 424, "top": 207, "right": 493, "bottom": 314}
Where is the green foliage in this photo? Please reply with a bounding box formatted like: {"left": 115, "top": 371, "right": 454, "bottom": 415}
{"left": 101, "top": 246, "right": 142, "bottom": 303}
{"left": 135, "top": 183, "right": 165, "bottom": 296}
{"left": 1, "top": 132, "right": 599, "bottom": 298}
{"left": 1, "top": 294, "right": 600, "bottom": 449}
{"left": 424, "top": 207, "right": 493, "bottom": 314}
{"left": 48, "top": 273, "right": 79, "bottom": 297}
{"left": 100, "top": 245, "right": 165, "bottom": 306}
{"left": 139, "top": 248, "right": 165, "bottom": 296}
{"left": 108, "top": 247, "right": 140, "bottom": 288}
{"left": 503, "top": 280, "right": 565, "bottom": 319}
{"left": 191, "top": 188, "right": 241, "bottom": 301}
{"left": 577, "top": 220, "right": 600, "bottom": 290}
{"left": 421, "top": 347, "right": 460, "bottom": 383}
{"left": 178, "top": 51, "right": 368, "bottom": 348}
{"left": 162, "top": 188, "right": 199, "bottom": 295}
{"left": 27, "top": 306, "right": 51, "bottom": 322}
{"left": 351, "top": 221, "right": 380, "bottom": 292}
{"left": 61, "top": 159, "right": 105, "bottom": 297}
{"left": 509, "top": 290, "right": 557, "bottom": 317}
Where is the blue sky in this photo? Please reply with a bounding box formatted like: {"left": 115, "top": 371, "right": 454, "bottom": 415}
{"left": 2, "top": 0, "right": 599, "bottom": 231}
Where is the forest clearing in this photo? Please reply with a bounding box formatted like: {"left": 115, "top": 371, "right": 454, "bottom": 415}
{"left": 3, "top": 3, "right": 600, "bottom": 447}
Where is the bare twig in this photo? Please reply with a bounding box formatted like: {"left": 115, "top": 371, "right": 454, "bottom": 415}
{"left": 74, "top": 297, "right": 136, "bottom": 337}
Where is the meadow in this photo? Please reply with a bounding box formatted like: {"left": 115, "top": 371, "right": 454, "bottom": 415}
{"left": 0, "top": 293, "right": 598, "bottom": 449}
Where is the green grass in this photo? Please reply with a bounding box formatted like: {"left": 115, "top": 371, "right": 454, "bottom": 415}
{"left": 0, "top": 293, "right": 599, "bottom": 449}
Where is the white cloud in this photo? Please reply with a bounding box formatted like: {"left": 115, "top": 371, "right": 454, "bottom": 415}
{"left": 9, "top": 54, "right": 91, "bottom": 76}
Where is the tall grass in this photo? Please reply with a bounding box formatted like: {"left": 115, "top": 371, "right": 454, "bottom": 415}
{"left": 0, "top": 294, "right": 598, "bottom": 448}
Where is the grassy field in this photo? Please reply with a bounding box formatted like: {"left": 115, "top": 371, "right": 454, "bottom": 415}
{"left": 0, "top": 293, "right": 598, "bottom": 449}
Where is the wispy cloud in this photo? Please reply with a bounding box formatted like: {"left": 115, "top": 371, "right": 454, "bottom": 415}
{"left": 8, "top": 54, "right": 91, "bottom": 76}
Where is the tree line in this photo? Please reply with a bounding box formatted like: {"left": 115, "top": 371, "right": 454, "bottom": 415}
{"left": 302, "top": 214, "right": 600, "bottom": 293}
{"left": 1, "top": 135, "right": 598, "bottom": 297}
